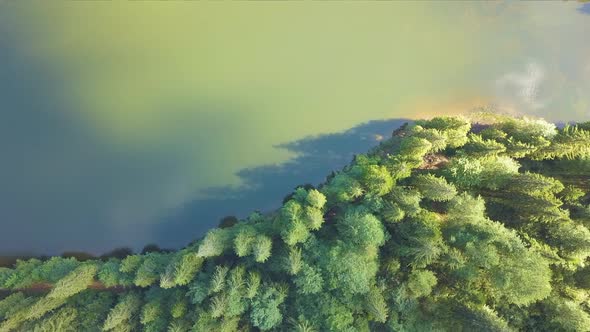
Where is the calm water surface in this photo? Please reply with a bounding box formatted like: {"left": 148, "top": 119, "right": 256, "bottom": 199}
{"left": 0, "top": 2, "right": 588, "bottom": 254}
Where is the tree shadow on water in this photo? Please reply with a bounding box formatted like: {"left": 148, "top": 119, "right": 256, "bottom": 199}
{"left": 154, "top": 118, "right": 411, "bottom": 248}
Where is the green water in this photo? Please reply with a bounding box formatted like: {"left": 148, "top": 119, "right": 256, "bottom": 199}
{"left": 0, "top": 2, "right": 588, "bottom": 254}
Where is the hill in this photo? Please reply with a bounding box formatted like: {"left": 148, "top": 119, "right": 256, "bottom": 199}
{"left": 1, "top": 113, "right": 590, "bottom": 331}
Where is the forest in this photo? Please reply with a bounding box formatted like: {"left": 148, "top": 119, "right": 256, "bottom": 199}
{"left": 0, "top": 113, "right": 589, "bottom": 331}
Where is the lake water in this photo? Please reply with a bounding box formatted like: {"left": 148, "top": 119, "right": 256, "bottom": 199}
{"left": 0, "top": 2, "right": 589, "bottom": 255}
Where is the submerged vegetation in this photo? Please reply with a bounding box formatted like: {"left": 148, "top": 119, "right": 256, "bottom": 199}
{"left": 1, "top": 113, "right": 590, "bottom": 331}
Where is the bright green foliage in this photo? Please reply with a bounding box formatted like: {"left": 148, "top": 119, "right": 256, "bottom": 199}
{"left": 210, "top": 265, "right": 229, "bottom": 293}
{"left": 399, "top": 137, "right": 432, "bottom": 162}
{"left": 503, "top": 116, "right": 557, "bottom": 140}
{"left": 279, "top": 198, "right": 319, "bottom": 246}
{"left": 444, "top": 193, "right": 552, "bottom": 306}
{"left": 0, "top": 293, "right": 34, "bottom": 322}
{"left": 48, "top": 264, "right": 97, "bottom": 299}
{"left": 322, "top": 243, "right": 379, "bottom": 294}
{"left": 197, "top": 228, "right": 233, "bottom": 258}
{"left": 463, "top": 133, "right": 506, "bottom": 157}
{"left": 302, "top": 206, "right": 324, "bottom": 231}
{"left": 252, "top": 235, "right": 272, "bottom": 263}
{"left": 119, "top": 255, "right": 143, "bottom": 274}
{"left": 543, "top": 296, "right": 590, "bottom": 332}
{"left": 245, "top": 271, "right": 261, "bottom": 299}
{"left": 2, "top": 258, "right": 43, "bottom": 288}
{"left": 322, "top": 173, "right": 364, "bottom": 204}
{"left": 294, "top": 264, "right": 323, "bottom": 295}
{"left": 445, "top": 303, "right": 513, "bottom": 332}
{"left": 285, "top": 247, "right": 303, "bottom": 275}
{"left": 547, "top": 220, "right": 590, "bottom": 262}
{"left": 32, "top": 306, "right": 78, "bottom": 332}
{"left": 406, "top": 269, "right": 437, "bottom": 299}
{"left": 415, "top": 116, "right": 471, "bottom": 148}
{"left": 366, "top": 287, "right": 388, "bottom": 323}
{"left": 2, "top": 114, "right": 590, "bottom": 332}
{"left": 350, "top": 155, "right": 395, "bottom": 196}
{"left": 535, "top": 124, "right": 590, "bottom": 160}
{"left": 161, "top": 251, "right": 203, "bottom": 288}
{"left": 305, "top": 189, "right": 327, "bottom": 209}
{"left": 560, "top": 185, "right": 585, "bottom": 204}
{"left": 337, "top": 209, "right": 386, "bottom": 248}
{"left": 393, "top": 211, "right": 444, "bottom": 268}
{"left": 413, "top": 174, "right": 457, "bottom": 201}
{"left": 233, "top": 225, "right": 256, "bottom": 257}
{"left": 26, "top": 297, "right": 66, "bottom": 320}
{"left": 389, "top": 187, "right": 422, "bottom": 217}
{"left": 173, "top": 252, "right": 203, "bottom": 286}
{"left": 381, "top": 201, "right": 405, "bottom": 223}
{"left": 444, "top": 155, "right": 520, "bottom": 190}
{"left": 281, "top": 219, "right": 310, "bottom": 246}
{"left": 409, "top": 125, "right": 448, "bottom": 152}
{"left": 102, "top": 292, "right": 142, "bottom": 331}
{"left": 32, "top": 257, "right": 79, "bottom": 284}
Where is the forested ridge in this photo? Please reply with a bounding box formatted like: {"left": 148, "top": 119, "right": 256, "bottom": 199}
{"left": 1, "top": 113, "right": 590, "bottom": 331}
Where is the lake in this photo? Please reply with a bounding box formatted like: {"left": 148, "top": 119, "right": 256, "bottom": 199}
{"left": 0, "top": 2, "right": 588, "bottom": 255}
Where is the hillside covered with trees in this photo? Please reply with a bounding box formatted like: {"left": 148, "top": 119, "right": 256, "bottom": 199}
{"left": 1, "top": 113, "right": 590, "bottom": 331}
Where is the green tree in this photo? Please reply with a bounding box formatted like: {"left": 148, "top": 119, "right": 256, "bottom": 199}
{"left": 250, "top": 284, "right": 287, "bottom": 330}
{"left": 413, "top": 174, "right": 457, "bottom": 201}
{"left": 48, "top": 264, "right": 97, "bottom": 299}
{"left": 415, "top": 116, "right": 470, "bottom": 148}
{"left": 102, "top": 292, "right": 142, "bottom": 331}
{"left": 98, "top": 260, "right": 129, "bottom": 287}
{"left": 463, "top": 133, "right": 506, "bottom": 157}
{"left": 336, "top": 209, "right": 386, "bottom": 248}
{"left": 134, "top": 253, "right": 168, "bottom": 287}
{"left": 406, "top": 269, "right": 437, "bottom": 299}
{"left": 32, "top": 306, "right": 78, "bottom": 332}
{"left": 197, "top": 228, "right": 233, "bottom": 258}
{"left": 393, "top": 211, "right": 444, "bottom": 268}
{"left": 233, "top": 225, "right": 257, "bottom": 257}
{"left": 253, "top": 235, "right": 273, "bottom": 263}
{"left": 322, "top": 173, "right": 364, "bottom": 204}
{"left": 399, "top": 137, "right": 432, "bottom": 162}
{"left": 294, "top": 264, "right": 323, "bottom": 295}
{"left": 350, "top": 156, "right": 395, "bottom": 196}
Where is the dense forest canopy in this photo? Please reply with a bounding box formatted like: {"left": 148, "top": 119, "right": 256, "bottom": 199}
{"left": 1, "top": 113, "right": 590, "bottom": 331}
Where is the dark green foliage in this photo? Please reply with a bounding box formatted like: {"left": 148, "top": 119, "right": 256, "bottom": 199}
{"left": 134, "top": 253, "right": 169, "bottom": 288}
{"left": 1, "top": 114, "right": 589, "bottom": 331}
{"left": 98, "top": 260, "right": 131, "bottom": 287}
{"left": 250, "top": 284, "right": 287, "bottom": 330}
{"left": 70, "top": 291, "right": 114, "bottom": 332}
